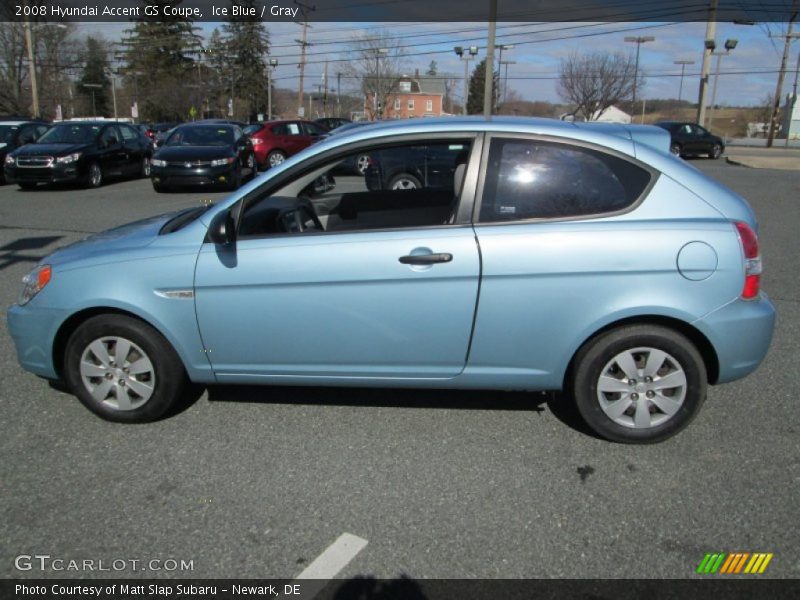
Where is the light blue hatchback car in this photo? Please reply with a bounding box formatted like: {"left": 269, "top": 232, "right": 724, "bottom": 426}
{"left": 7, "top": 117, "right": 775, "bottom": 443}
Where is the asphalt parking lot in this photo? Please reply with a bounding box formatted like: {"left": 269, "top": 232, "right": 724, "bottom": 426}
{"left": 0, "top": 161, "right": 798, "bottom": 582}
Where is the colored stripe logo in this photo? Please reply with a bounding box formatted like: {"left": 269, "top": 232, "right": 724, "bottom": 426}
{"left": 697, "top": 552, "right": 773, "bottom": 574}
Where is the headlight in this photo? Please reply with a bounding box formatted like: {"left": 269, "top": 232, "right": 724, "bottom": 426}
{"left": 210, "top": 157, "right": 234, "bottom": 167}
{"left": 4, "top": 154, "right": 14, "bottom": 165}
{"left": 56, "top": 152, "right": 81, "bottom": 164}
{"left": 18, "top": 265, "right": 52, "bottom": 306}
{"left": 151, "top": 158, "right": 167, "bottom": 167}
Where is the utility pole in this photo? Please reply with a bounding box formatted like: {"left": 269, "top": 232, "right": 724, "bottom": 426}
{"left": 697, "top": 0, "right": 719, "bottom": 127}
{"left": 454, "top": 45, "right": 478, "bottom": 115}
{"left": 23, "top": 3, "right": 39, "bottom": 118}
{"left": 295, "top": 0, "right": 314, "bottom": 118}
{"left": 336, "top": 71, "right": 341, "bottom": 117}
{"left": 267, "top": 58, "right": 278, "bottom": 120}
{"left": 786, "top": 47, "right": 800, "bottom": 146}
{"left": 483, "top": 0, "right": 497, "bottom": 117}
{"left": 767, "top": 0, "right": 799, "bottom": 147}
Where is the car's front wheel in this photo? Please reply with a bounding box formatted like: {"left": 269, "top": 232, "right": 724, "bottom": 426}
{"left": 388, "top": 173, "right": 421, "bottom": 190}
{"left": 570, "top": 325, "right": 707, "bottom": 444}
{"left": 64, "top": 315, "right": 187, "bottom": 423}
{"left": 85, "top": 162, "right": 103, "bottom": 188}
{"left": 709, "top": 143, "right": 723, "bottom": 159}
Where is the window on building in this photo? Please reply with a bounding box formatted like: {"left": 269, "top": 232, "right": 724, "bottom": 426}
{"left": 399, "top": 81, "right": 411, "bottom": 92}
{"left": 426, "top": 99, "right": 433, "bottom": 112}
{"left": 394, "top": 99, "right": 401, "bottom": 110}
{"left": 408, "top": 99, "right": 415, "bottom": 111}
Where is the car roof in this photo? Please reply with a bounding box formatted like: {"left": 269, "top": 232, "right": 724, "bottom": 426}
{"left": 320, "top": 116, "right": 670, "bottom": 155}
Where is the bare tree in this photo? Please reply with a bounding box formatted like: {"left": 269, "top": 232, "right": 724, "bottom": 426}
{"left": 558, "top": 51, "right": 637, "bottom": 121}
{"left": 344, "top": 30, "right": 405, "bottom": 120}
{"left": 0, "top": 23, "right": 29, "bottom": 115}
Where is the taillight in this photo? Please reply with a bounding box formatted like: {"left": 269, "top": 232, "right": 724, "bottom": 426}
{"left": 251, "top": 138, "right": 264, "bottom": 145}
{"left": 734, "top": 221, "right": 761, "bottom": 300}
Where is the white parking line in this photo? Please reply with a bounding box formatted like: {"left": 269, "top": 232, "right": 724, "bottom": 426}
{"left": 295, "top": 532, "right": 368, "bottom": 580}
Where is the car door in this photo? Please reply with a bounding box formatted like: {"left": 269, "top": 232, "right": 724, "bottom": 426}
{"left": 99, "top": 125, "right": 127, "bottom": 178}
{"left": 694, "top": 125, "right": 715, "bottom": 154}
{"left": 119, "top": 124, "right": 143, "bottom": 175}
{"left": 193, "top": 135, "right": 482, "bottom": 382}
{"left": 275, "top": 121, "right": 306, "bottom": 156}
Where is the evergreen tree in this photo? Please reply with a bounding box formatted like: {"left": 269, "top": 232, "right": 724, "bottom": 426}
{"left": 217, "top": 1, "right": 270, "bottom": 120}
{"left": 426, "top": 61, "right": 437, "bottom": 76}
{"left": 78, "top": 37, "right": 111, "bottom": 116}
{"left": 467, "top": 58, "right": 498, "bottom": 115}
{"left": 118, "top": 1, "right": 202, "bottom": 120}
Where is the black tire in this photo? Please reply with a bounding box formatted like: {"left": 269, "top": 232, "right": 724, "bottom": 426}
{"left": 388, "top": 173, "right": 422, "bottom": 190}
{"left": 152, "top": 181, "right": 166, "bottom": 193}
{"left": 18, "top": 182, "right": 37, "bottom": 190}
{"left": 570, "top": 325, "right": 707, "bottom": 444}
{"left": 355, "top": 153, "right": 370, "bottom": 175}
{"left": 140, "top": 156, "right": 151, "bottom": 178}
{"left": 246, "top": 153, "right": 258, "bottom": 180}
{"left": 64, "top": 314, "right": 187, "bottom": 423}
{"left": 267, "top": 150, "right": 286, "bottom": 168}
{"left": 709, "top": 144, "right": 723, "bottom": 160}
{"left": 85, "top": 162, "right": 103, "bottom": 188}
{"left": 227, "top": 163, "right": 242, "bottom": 190}
{"left": 669, "top": 143, "right": 682, "bottom": 157}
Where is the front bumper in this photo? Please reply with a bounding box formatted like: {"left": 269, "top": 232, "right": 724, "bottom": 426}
{"left": 694, "top": 294, "right": 776, "bottom": 384}
{"left": 7, "top": 302, "right": 64, "bottom": 380}
{"left": 4, "top": 163, "right": 81, "bottom": 185}
{"left": 151, "top": 164, "right": 235, "bottom": 188}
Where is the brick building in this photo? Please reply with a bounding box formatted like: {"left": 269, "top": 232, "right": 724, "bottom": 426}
{"left": 365, "top": 72, "right": 446, "bottom": 120}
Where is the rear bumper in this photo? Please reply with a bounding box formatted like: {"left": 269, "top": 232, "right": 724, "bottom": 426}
{"left": 694, "top": 294, "right": 776, "bottom": 384}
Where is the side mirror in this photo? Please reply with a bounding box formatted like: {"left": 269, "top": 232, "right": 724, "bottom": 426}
{"left": 207, "top": 201, "right": 242, "bottom": 245}
{"left": 208, "top": 209, "right": 236, "bottom": 245}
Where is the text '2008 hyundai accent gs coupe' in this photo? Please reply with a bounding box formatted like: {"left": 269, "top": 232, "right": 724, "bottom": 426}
{"left": 7, "top": 117, "right": 775, "bottom": 443}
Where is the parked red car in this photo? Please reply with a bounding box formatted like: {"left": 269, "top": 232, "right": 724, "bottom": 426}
{"left": 244, "top": 120, "right": 328, "bottom": 168}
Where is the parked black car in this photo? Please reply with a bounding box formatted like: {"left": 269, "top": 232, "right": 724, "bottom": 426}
{"left": 149, "top": 123, "right": 256, "bottom": 191}
{"left": 654, "top": 121, "right": 725, "bottom": 159}
{"left": 364, "top": 142, "right": 468, "bottom": 190}
{"left": 0, "top": 119, "right": 50, "bottom": 183}
{"left": 4, "top": 121, "right": 153, "bottom": 189}
{"left": 315, "top": 117, "right": 352, "bottom": 131}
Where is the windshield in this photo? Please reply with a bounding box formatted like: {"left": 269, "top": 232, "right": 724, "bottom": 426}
{"left": 0, "top": 125, "right": 20, "bottom": 144}
{"left": 38, "top": 124, "right": 101, "bottom": 144}
{"left": 166, "top": 126, "right": 235, "bottom": 147}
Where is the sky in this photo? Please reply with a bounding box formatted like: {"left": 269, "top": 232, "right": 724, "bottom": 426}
{"left": 77, "top": 19, "right": 799, "bottom": 109}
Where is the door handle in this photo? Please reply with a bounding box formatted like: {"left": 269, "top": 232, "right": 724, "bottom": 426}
{"left": 399, "top": 253, "right": 452, "bottom": 265}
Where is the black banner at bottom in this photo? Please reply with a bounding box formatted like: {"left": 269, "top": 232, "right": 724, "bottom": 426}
{"left": 4, "top": 579, "right": 800, "bottom": 600}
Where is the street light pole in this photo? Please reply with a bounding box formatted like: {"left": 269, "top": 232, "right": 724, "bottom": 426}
{"left": 501, "top": 60, "right": 516, "bottom": 104}
{"left": 372, "top": 47, "right": 388, "bottom": 120}
{"left": 707, "top": 39, "right": 737, "bottom": 132}
{"left": 674, "top": 60, "right": 695, "bottom": 102}
{"left": 454, "top": 45, "right": 478, "bottom": 115}
{"left": 624, "top": 36, "right": 655, "bottom": 106}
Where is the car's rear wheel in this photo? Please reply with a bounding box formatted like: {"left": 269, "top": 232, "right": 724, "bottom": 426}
{"left": 388, "top": 173, "right": 421, "bottom": 190}
{"left": 670, "top": 143, "right": 682, "bottom": 156}
{"left": 64, "top": 314, "right": 186, "bottom": 423}
{"left": 709, "top": 144, "right": 723, "bottom": 159}
{"left": 355, "top": 154, "right": 370, "bottom": 175}
{"left": 85, "top": 162, "right": 103, "bottom": 188}
{"left": 570, "top": 325, "right": 707, "bottom": 444}
{"left": 267, "top": 150, "right": 286, "bottom": 168}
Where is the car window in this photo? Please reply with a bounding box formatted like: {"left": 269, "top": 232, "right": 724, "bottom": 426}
{"left": 303, "top": 122, "right": 326, "bottom": 136}
{"left": 119, "top": 125, "right": 138, "bottom": 141}
{"left": 273, "top": 122, "right": 302, "bottom": 136}
{"left": 478, "top": 138, "right": 651, "bottom": 223}
{"left": 101, "top": 126, "right": 121, "bottom": 146}
{"left": 18, "top": 125, "right": 39, "bottom": 145}
{"left": 239, "top": 139, "right": 473, "bottom": 237}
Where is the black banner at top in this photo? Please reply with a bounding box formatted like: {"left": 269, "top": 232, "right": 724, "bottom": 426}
{"left": 0, "top": 0, "right": 795, "bottom": 23}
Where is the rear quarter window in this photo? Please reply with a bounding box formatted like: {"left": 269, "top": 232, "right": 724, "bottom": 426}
{"left": 478, "top": 138, "right": 652, "bottom": 222}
